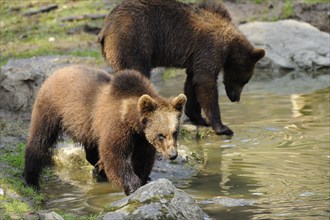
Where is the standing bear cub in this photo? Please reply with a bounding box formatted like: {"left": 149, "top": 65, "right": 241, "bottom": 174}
{"left": 23, "top": 65, "right": 186, "bottom": 195}
{"left": 99, "top": 0, "right": 265, "bottom": 135}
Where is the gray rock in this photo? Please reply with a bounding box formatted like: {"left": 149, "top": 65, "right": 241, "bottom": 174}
{"left": 0, "top": 56, "right": 99, "bottom": 112}
{"left": 239, "top": 19, "right": 330, "bottom": 72}
{"left": 150, "top": 145, "right": 202, "bottom": 188}
{"left": 99, "top": 178, "right": 206, "bottom": 220}
{"left": 38, "top": 211, "right": 64, "bottom": 220}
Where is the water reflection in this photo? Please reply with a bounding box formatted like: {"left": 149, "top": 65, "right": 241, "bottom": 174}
{"left": 291, "top": 94, "right": 312, "bottom": 118}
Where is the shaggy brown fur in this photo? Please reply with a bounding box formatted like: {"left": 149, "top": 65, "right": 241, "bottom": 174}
{"left": 98, "top": 0, "right": 265, "bottom": 136}
{"left": 23, "top": 65, "right": 186, "bottom": 195}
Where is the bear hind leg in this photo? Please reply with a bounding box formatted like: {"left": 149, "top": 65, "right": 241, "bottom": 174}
{"left": 24, "top": 112, "right": 62, "bottom": 190}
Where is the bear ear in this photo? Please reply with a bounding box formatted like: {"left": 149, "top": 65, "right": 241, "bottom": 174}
{"left": 252, "top": 48, "right": 265, "bottom": 62}
{"left": 138, "top": 94, "right": 157, "bottom": 115}
{"left": 172, "top": 94, "right": 187, "bottom": 112}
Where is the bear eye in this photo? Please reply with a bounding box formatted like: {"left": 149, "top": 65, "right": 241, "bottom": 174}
{"left": 157, "top": 134, "right": 165, "bottom": 141}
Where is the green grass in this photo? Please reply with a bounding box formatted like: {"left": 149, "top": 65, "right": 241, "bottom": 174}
{"left": 0, "top": 0, "right": 111, "bottom": 66}
{"left": 1, "top": 0, "right": 328, "bottom": 66}
{"left": 282, "top": 0, "right": 294, "bottom": 18}
{"left": 56, "top": 211, "right": 98, "bottom": 220}
{"left": 0, "top": 142, "right": 97, "bottom": 219}
{"left": 303, "top": 0, "right": 329, "bottom": 3}
{"left": 0, "top": 143, "right": 44, "bottom": 219}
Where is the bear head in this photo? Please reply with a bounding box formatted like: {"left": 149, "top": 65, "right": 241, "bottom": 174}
{"left": 138, "top": 94, "right": 187, "bottom": 160}
{"left": 223, "top": 41, "right": 265, "bottom": 102}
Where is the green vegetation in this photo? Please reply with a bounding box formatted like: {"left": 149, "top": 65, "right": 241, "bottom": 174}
{"left": 0, "top": 143, "right": 44, "bottom": 219}
{"left": 1, "top": 0, "right": 328, "bottom": 66}
{"left": 303, "top": 0, "right": 329, "bottom": 3}
{"left": 56, "top": 211, "right": 98, "bottom": 220}
{"left": 103, "top": 195, "right": 175, "bottom": 214}
{"left": 0, "top": 0, "right": 111, "bottom": 66}
{"left": 0, "top": 142, "right": 97, "bottom": 219}
{"left": 180, "top": 125, "right": 212, "bottom": 140}
{"left": 282, "top": 0, "right": 294, "bottom": 18}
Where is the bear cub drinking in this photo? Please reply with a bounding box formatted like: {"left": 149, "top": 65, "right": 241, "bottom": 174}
{"left": 23, "top": 65, "right": 186, "bottom": 195}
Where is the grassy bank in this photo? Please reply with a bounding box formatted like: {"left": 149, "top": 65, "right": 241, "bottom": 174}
{"left": 0, "top": 143, "right": 44, "bottom": 219}
{"left": 0, "top": 0, "right": 114, "bottom": 66}
{"left": 1, "top": 0, "right": 328, "bottom": 67}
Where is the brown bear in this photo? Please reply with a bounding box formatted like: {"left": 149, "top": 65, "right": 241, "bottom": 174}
{"left": 98, "top": 0, "right": 265, "bottom": 136}
{"left": 23, "top": 65, "right": 186, "bottom": 195}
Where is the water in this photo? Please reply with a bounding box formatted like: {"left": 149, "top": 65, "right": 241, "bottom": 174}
{"left": 44, "top": 70, "right": 330, "bottom": 219}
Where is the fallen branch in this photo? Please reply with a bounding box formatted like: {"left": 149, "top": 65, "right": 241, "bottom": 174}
{"left": 59, "top": 14, "right": 107, "bottom": 22}
{"left": 23, "top": 4, "right": 58, "bottom": 16}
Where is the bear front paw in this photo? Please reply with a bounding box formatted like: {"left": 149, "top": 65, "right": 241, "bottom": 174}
{"left": 214, "top": 125, "right": 234, "bottom": 136}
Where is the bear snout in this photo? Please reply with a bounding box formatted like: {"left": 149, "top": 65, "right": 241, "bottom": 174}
{"left": 165, "top": 148, "right": 178, "bottom": 160}
{"left": 229, "top": 94, "right": 241, "bottom": 102}
{"left": 226, "top": 87, "right": 242, "bottom": 103}
{"left": 227, "top": 91, "right": 241, "bottom": 102}
{"left": 169, "top": 153, "right": 178, "bottom": 160}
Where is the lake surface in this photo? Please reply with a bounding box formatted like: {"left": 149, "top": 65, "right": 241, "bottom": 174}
{"left": 44, "top": 69, "right": 330, "bottom": 219}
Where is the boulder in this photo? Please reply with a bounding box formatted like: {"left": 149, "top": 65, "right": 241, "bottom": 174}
{"left": 239, "top": 19, "right": 330, "bottom": 72}
{"left": 99, "top": 178, "right": 206, "bottom": 220}
{"left": 38, "top": 211, "right": 64, "bottom": 220}
{"left": 0, "top": 56, "right": 99, "bottom": 112}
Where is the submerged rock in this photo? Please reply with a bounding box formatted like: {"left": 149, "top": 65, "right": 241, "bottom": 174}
{"left": 99, "top": 178, "right": 206, "bottom": 220}
{"left": 239, "top": 19, "right": 330, "bottom": 72}
{"left": 200, "top": 197, "right": 256, "bottom": 207}
{"left": 53, "top": 143, "right": 91, "bottom": 169}
{"left": 53, "top": 144, "right": 201, "bottom": 186}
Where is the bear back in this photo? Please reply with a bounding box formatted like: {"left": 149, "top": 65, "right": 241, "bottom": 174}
{"left": 195, "top": 1, "right": 232, "bottom": 21}
{"left": 110, "top": 70, "right": 158, "bottom": 99}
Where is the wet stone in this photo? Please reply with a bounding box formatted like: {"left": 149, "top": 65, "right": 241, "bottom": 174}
{"left": 38, "top": 211, "right": 64, "bottom": 220}
{"left": 99, "top": 178, "right": 206, "bottom": 220}
{"left": 200, "top": 197, "right": 256, "bottom": 207}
